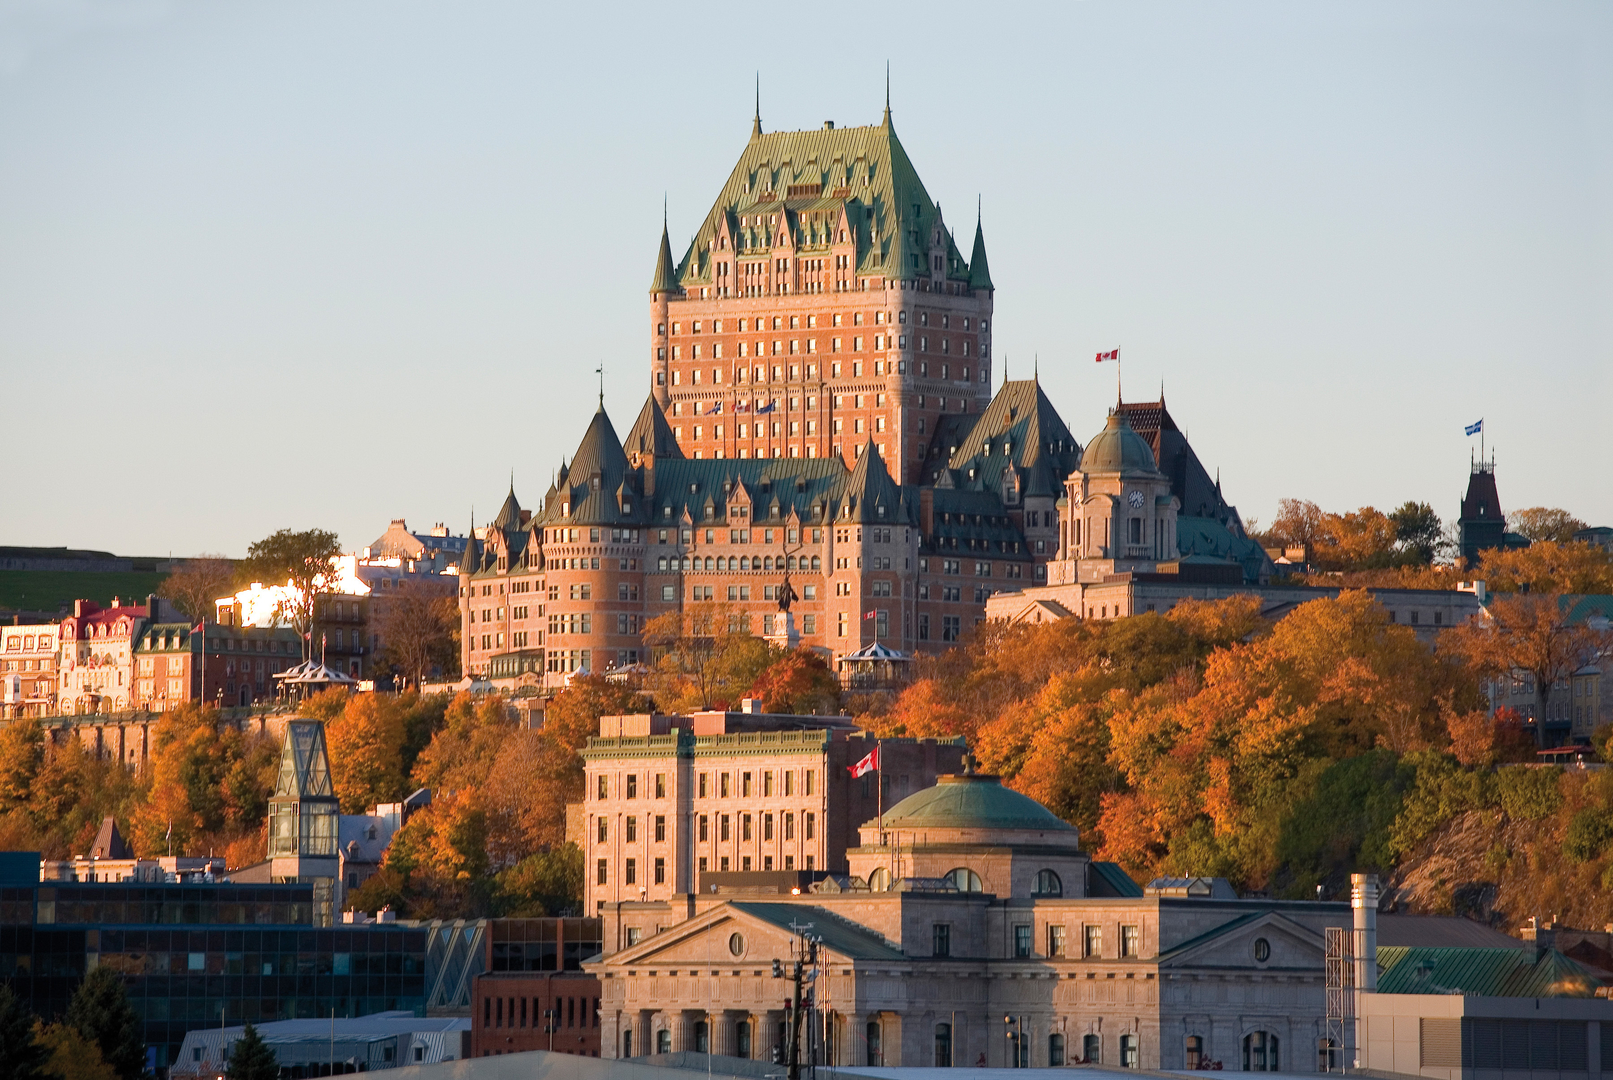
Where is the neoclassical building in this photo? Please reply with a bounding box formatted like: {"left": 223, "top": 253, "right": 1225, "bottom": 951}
{"left": 587, "top": 768, "right": 1351, "bottom": 1072}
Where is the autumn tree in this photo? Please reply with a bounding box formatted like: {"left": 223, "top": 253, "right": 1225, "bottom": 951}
{"left": 1313, "top": 507, "right": 1398, "bottom": 571}
{"left": 0, "top": 718, "right": 45, "bottom": 813}
{"left": 410, "top": 693, "right": 513, "bottom": 794}
{"left": 644, "top": 604, "right": 776, "bottom": 711}
{"left": 373, "top": 593, "right": 459, "bottom": 689}
{"left": 748, "top": 650, "right": 840, "bottom": 715}
{"left": 1266, "top": 498, "right": 1325, "bottom": 552}
{"left": 131, "top": 704, "right": 277, "bottom": 856}
{"left": 325, "top": 694, "right": 407, "bottom": 813}
{"left": 240, "top": 528, "right": 342, "bottom": 659}
{"left": 1470, "top": 541, "right": 1613, "bottom": 596}
{"left": 1448, "top": 593, "right": 1610, "bottom": 741}
{"left": 161, "top": 555, "right": 238, "bottom": 624}
{"left": 1509, "top": 507, "right": 1588, "bottom": 544}
{"left": 35, "top": 1020, "right": 118, "bottom": 1080}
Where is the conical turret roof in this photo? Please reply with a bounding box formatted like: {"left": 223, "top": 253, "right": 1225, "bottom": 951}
{"left": 968, "top": 213, "right": 993, "bottom": 291}
{"left": 650, "top": 221, "right": 679, "bottom": 294}
{"left": 491, "top": 483, "right": 523, "bottom": 531}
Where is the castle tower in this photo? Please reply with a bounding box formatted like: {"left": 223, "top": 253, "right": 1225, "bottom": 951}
{"left": 648, "top": 103, "right": 994, "bottom": 484}
{"left": 1458, "top": 454, "right": 1511, "bottom": 565}
{"left": 1066, "top": 410, "right": 1179, "bottom": 583}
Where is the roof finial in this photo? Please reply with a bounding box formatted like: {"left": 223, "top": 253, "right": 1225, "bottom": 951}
{"left": 1034, "top": 353, "right": 1039, "bottom": 382}
{"left": 977, "top": 193, "right": 982, "bottom": 226}
{"left": 509, "top": 468, "right": 514, "bottom": 494}
{"left": 883, "top": 61, "right": 891, "bottom": 126}
{"left": 752, "top": 73, "right": 761, "bottom": 139}
{"left": 596, "top": 363, "right": 605, "bottom": 409}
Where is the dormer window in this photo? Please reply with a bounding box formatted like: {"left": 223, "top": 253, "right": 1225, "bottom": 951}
{"left": 562, "top": 502, "right": 570, "bottom": 516}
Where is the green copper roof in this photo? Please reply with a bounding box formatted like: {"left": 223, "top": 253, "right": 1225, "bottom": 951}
{"left": 672, "top": 114, "right": 982, "bottom": 287}
{"left": 650, "top": 222, "right": 678, "bottom": 294}
{"left": 968, "top": 215, "right": 993, "bottom": 290}
{"left": 868, "top": 773, "right": 1076, "bottom": 833}
{"left": 1376, "top": 946, "right": 1600, "bottom": 997}
{"left": 1081, "top": 411, "right": 1161, "bottom": 476}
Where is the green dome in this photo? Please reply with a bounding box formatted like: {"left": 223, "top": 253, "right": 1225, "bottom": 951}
{"left": 870, "top": 773, "right": 1075, "bottom": 832}
{"left": 1080, "top": 412, "right": 1159, "bottom": 476}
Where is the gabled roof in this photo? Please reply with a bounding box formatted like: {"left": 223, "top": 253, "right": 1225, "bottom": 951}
{"left": 730, "top": 903, "right": 907, "bottom": 961}
{"left": 673, "top": 114, "right": 975, "bottom": 287}
{"left": 1117, "top": 398, "right": 1232, "bottom": 520}
{"left": 946, "top": 379, "right": 1081, "bottom": 500}
{"left": 1155, "top": 910, "right": 1321, "bottom": 965}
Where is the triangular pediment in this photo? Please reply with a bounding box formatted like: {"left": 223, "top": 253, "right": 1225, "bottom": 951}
{"left": 1158, "top": 910, "right": 1325, "bottom": 970}
{"left": 600, "top": 902, "right": 903, "bottom": 970}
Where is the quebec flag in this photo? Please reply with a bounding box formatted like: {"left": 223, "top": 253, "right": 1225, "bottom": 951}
{"left": 1464, "top": 419, "right": 1483, "bottom": 436}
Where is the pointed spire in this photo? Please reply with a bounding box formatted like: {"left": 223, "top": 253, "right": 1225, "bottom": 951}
{"left": 968, "top": 200, "right": 994, "bottom": 291}
{"left": 883, "top": 62, "right": 891, "bottom": 127}
{"left": 649, "top": 208, "right": 678, "bottom": 294}
{"left": 752, "top": 73, "right": 762, "bottom": 140}
{"left": 596, "top": 363, "right": 606, "bottom": 410}
{"left": 459, "top": 511, "right": 480, "bottom": 578}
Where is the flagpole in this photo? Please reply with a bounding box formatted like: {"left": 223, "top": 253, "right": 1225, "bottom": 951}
{"left": 876, "top": 738, "right": 883, "bottom": 850}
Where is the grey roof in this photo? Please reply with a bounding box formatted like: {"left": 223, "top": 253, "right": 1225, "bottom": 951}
{"left": 1376, "top": 914, "right": 1525, "bottom": 950}
{"left": 942, "top": 379, "right": 1081, "bottom": 501}
{"left": 730, "top": 902, "right": 906, "bottom": 961}
{"left": 339, "top": 814, "right": 398, "bottom": 866}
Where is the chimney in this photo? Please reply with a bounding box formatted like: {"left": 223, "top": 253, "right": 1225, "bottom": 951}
{"left": 147, "top": 593, "right": 159, "bottom": 619}
{"left": 75, "top": 599, "right": 87, "bottom": 618}
{"left": 920, "top": 487, "right": 935, "bottom": 536}
{"left": 1352, "top": 873, "right": 1379, "bottom": 992}
{"left": 1521, "top": 915, "right": 1558, "bottom": 959}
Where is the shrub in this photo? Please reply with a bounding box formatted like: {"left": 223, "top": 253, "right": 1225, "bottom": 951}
{"left": 1564, "top": 808, "right": 1613, "bottom": 863}
{"left": 1496, "top": 767, "right": 1563, "bottom": 821}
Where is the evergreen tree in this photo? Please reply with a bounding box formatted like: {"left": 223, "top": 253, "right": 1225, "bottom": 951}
{"left": 224, "top": 1024, "right": 279, "bottom": 1080}
{"left": 66, "top": 967, "right": 146, "bottom": 1080}
{"left": 0, "top": 985, "right": 57, "bottom": 1080}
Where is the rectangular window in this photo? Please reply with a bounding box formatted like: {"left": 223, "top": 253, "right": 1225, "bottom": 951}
{"left": 742, "top": 814, "right": 753, "bottom": 841}
{"left": 597, "top": 775, "right": 608, "bottom": 799}
{"left": 932, "top": 923, "right": 951, "bottom": 957}
{"left": 805, "top": 812, "right": 815, "bottom": 839}
{"left": 624, "top": 858, "right": 636, "bottom": 885}
{"left": 1014, "top": 924, "right": 1032, "bottom": 958}
{"left": 1085, "top": 925, "right": 1102, "bottom": 958}
{"left": 654, "top": 815, "right": 666, "bottom": 842}
{"left": 699, "top": 815, "right": 708, "bottom": 841}
{"left": 654, "top": 858, "right": 665, "bottom": 885}
{"left": 655, "top": 774, "right": 666, "bottom": 798}
{"left": 720, "top": 815, "right": 730, "bottom": 841}
{"left": 596, "top": 859, "right": 607, "bottom": 885}
{"left": 625, "top": 816, "right": 637, "bottom": 842}
{"left": 626, "top": 774, "right": 637, "bottom": 798}
{"left": 1121, "top": 924, "right": 1140, "bottom": 957}
{"left": 1048, "top": 924, "right": 1066, "bottom": 957}
{"left": 597, "top": 818, "right": 607, "bottom": 843}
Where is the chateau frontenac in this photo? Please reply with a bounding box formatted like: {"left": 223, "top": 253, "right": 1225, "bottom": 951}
{"left": 458, "top": 104, "right": 1266, "bottom": 683}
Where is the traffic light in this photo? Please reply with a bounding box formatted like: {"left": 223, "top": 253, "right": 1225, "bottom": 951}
{"left": 772, "top": 959, "right": 783, "bottom": 978}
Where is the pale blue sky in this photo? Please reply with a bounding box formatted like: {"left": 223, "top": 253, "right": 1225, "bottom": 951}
{"left": 1, "top": 1, "right": 1608, "bottom": 556}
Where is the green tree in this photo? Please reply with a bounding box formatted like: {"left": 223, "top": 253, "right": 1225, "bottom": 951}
{"left": 1389, "top": 502, "right": 1445, "bottom": 565}
{"left": 240, "top": 528, "right": 342, "bottom": 660}
{"left": 224, "top": 1024, "right": 279, "bottom": 1080}
{"left": 495, "top": 844, "right": 585, "bottom": 917}
{"left": 65, "top": 967, "right": 145, "bottom": 1080}
{"left": 0, "top": 984, "right": 55, "bottom": 1080}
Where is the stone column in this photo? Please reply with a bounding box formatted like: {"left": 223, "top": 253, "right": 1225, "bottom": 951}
{"left": 601, "top": 1013, "right": 621, "bottom": 1059}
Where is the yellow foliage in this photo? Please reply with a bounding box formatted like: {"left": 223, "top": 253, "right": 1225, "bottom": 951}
{"left": 1472, "top": 541, "right": 1613, "bottom": 595}
{"left": 35, "top": 1020, "right": 118, "bottom": 1080}
{"left": 326, "top": 694, "right": 406, "bottom": 813}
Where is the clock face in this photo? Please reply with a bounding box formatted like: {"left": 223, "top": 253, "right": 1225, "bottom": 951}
{"left": 1128, "top": 489, "right": 1146, "bottom": 509}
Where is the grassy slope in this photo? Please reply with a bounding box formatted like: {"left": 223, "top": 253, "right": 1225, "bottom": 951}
{"left": 0, "top": 570, "right": 171, "bottom": 614}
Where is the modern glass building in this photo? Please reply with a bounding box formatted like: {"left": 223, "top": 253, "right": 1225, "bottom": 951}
{"left": 0, "top": 878, "right": 426, "bottom": 1073}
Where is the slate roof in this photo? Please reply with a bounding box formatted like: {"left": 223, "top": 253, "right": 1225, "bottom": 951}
{"left": 942, "top": 380, "right": 1082, "bottom": 501}
{"left": 624, "top": 394, "right": 684, "bottom": 462}
{"left": 1376, "top": 946, "right": 1600, "bottom": 997}
{"left": 730, "top": 902, "right": 906, "bottom": 961}
{"left": 1377, "top": 915, "right": 1525, "bottom": 950}
{"left": 1087, "top": 862, "right": 1145, "bottom": 898}
{"left": 671, "top": 114, "right": 981, "bottom": 288}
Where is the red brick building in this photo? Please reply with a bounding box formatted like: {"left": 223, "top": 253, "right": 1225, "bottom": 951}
{"left": 471, "top": 919, "right": 603, "bottom": 1058}
{"left": 651, "top": 103, "right": 995, "bottom": 486}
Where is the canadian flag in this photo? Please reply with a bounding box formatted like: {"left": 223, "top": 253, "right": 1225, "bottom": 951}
{"left": 1095, "top": 348, "right": 1120, "bottom": 363}
{"left": 864, "top": 610, "right": 876, "bottom": 620}
{"left": 848, "top": 746, "right": 880, "bottom": 777}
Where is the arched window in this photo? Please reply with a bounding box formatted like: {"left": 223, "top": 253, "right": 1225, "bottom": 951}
{"left": 1049, "top": 1034, "right": 1066, "bottom": 1067}
{"left": 1243, "top": 1032, "right": 1279, "bottom": 1072}
{"left": 657, "top": 1029, "right": 672, "bottom": 1054}
{"left": 934, "top": 1023, "right": 952, "bottom": 1067}
{"left": 736, "top": 1020, "right": 752, "bottom": 1059}
{"left": 867, "top": 867, "right": 891, "bottom": 891}
{"left": 811, "top": 556, "right": 821, "bottom": 570}
{"left": 1121, "top": 1034, "right": 1139, "bottom": 1069}
{"left": 945, "top": 867, "right": 983, "bottom": 892}
{"left": 866, "top": 1020, "right": 882, "bottom": 1066}
{"left": 693, "top": 1020, "right": 709, "bottom": 1054}
{"left": 1033, "top": 869, "right": 1062, "bottom": 897}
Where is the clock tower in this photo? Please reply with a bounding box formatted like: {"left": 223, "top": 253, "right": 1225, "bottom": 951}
{"left": 1063, "top": 410, "right": 1179, "bottom": 583}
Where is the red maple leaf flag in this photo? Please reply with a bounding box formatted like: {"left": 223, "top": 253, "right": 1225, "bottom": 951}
{"left": 848, "top": 746, "right": 880, "bottom": 777}
{"left": 1095, "top": 348, "right": 1120, "bottom": 363}
{"left": 864, "top": 609, "right": 876, "bottom": 620}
